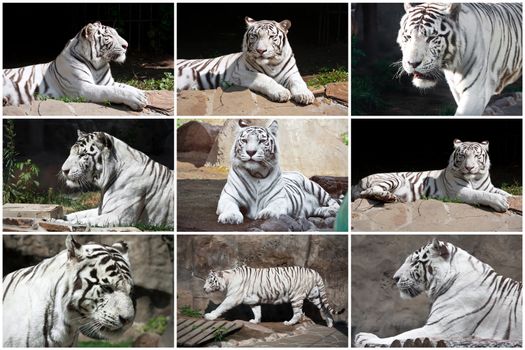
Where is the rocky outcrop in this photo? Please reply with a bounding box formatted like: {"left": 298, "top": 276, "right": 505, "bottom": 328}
{"left": 351, "top": 235, "right": 522, "bottom": 342}
{"left": 177, "top": 121, "right": 221, "bottom": 153}
{"left": 351, "top": 197, "right": 522, "bottom": 232}
{"left": 177, "top": 235, "right": 348, "bottom": 326}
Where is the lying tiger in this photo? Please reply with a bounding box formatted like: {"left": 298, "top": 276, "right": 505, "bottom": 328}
{"left": 217, "top": 120, "right": 341, "bottom": 225}
{"left": 352, "top": 139, "right": 510, "bottom": 212}
{"left": 355, "top": 239, "right": 522, "bottom": 346}
{"left": 3, "top": 21, "right": 147, "bottom": 110}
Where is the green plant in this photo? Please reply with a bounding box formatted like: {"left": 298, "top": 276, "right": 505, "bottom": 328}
{"left": 213, "top": 326, "right": 228, "bottom": 342}
{"left": 104, "top": 99, "right": 112, "bottom": 107}
{"left": 134, "top": 223, "right": 174, "bottom": 232}
{"left": 58, "top": 96, "right": 87, "bottom": 103}
{"left": 180, "top": 305, "right": 202, "bottom": 318}
{"left": 123, "top": 72, "right": 174, "bottom": 91}
{"left": 307, "top": 67, "right": 348, "bottom": 88}
{"left": 3, "top": 120, "right": 41, "bottom": 203}
{"left": 143, "top": 315, "right": 169, "bottom": 335}
{"left": 501, "top": 182, "right": 522, "bottom": 196}
{"left": 340, "top": 132, "right": 348, "bottom": 146}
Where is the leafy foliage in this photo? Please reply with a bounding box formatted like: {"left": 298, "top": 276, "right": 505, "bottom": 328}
{"left": 143, "top": 315, "right": 169, "bottom": 335}
{"left": 180, "top": 305, "right": 202, "bottom": 318}
{"left": 307, "top": 67, "right": 348, "bottom": 88}
{"left": 123, "top": 72, "right": 174, "bottom": 91}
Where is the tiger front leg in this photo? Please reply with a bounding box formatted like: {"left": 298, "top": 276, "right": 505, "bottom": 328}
{"left": 217, "top": 191, "right": 244, "bottom": 224}
{"left": 255, "top": 198, "right": 289, "bottom": 220}
{"left": 453, "top": 86, "right": 489, "bottom": 116}
{"left": 286, "top": 73, "right": 315, "bottom": 105}
{"left": 455, "top": 187, "right": 509, "bottom": 212}
{"left": 239, "top": 71, "right": 291, "bottom": 102}
{"left": 355, "top": 325, "right": 442, "bottom": 347}
{"left": 76, "top": 83, "right": 148, "bottom": 111}
{"left": 204, "top": 296, "right": 240, "bottom": 321}
{"left": 65, "top": 208, "right": 99, "bottom": 223}
{"left": 249, "top": 305, "right": 262, "bottom": 324}
{"left": 284, "top": 300, "right": 304, "bottom": 326}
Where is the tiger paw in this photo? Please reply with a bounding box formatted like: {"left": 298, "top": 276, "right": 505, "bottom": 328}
{"left": 313, "top": 207, "right": 338, "bottom": 218}
{"left": 268, "top": 87, "right": 291, "bottom": 103}
{"left": 204, "top": 313, "right": 218, "bottom": 321}
{"left": 489, "top": 193, "right": 509, "bottom": 212}
{"left": 124, "top": 87, "right": 148, "bottom": 111}
{"left": 249, "top": 319, "right": 260, "bottom": 324}
{"left": 291, "top": 89, "right": 315, "bottom": 105}
{"left": 354, "top": 332, "right": 380, "bottom": 347}
{"left": 218, "top": 211, "right": 244, "bottom": 224}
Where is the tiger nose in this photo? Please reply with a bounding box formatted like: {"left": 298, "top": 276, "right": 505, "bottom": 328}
{"left": 119, "top": 315, "right": 132, "bottom": 326}
{"left": 246, "top": 150, "right": 256, "bottom": 157}
{"left": 393, "top": 276, "right": 400, "bottom": 283}
{"left": 62, "top": 169, "right": 70, "bottom": 177}
{"left": 121, "top": 40, "right": 128, "bottom": 50}
{"left": 408, "top": 61, "right": 422, "bottom": 68}
{"left": 465, "top": 165, "right": 474, "bottom": 171}
{"left": 256, "top": 48, "right": 266, "bottom": 55}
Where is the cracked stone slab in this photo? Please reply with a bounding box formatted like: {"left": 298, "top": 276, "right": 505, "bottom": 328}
{"left": 177, "top": 86, "right": 348, "bottom": 116}
{"left": 352, "top": 197, "right": 522, "bottom": 232}
{"left": 2, "top": 90, "right": 173, "bottom": 116}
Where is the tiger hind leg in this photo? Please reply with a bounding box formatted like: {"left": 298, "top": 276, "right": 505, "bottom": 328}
{"left": 309, "top": 296, "right": 334, "bottom": 327}
{"left": 249, "top": 305, "right": 261, "bottom": 324}
{"left": 358, "top": 186, "right": 398, "bottom": 203}
{"left": 284, "top": 300, "right": 304, "bottom": 326}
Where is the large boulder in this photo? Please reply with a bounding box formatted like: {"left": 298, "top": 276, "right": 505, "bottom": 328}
{"left": 205, "top": 119, "right": 348, "bottom": 177}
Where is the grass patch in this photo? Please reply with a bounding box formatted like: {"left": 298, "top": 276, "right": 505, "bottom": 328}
{"left": 307, "top": 67, "right": 348, "bottom": 89}
{"left": 143, "top": 315, "right": 169, "bottom": 335}
{"left": 123, "top": 72, "right": 174, "bottom": 91}
{"left": 180, "top": 305, "right": 202, "bottom": 318}
{"left": 133, "top": 223, "right": 174, "bottom": 232}
{"left": 48, "top": 190, "right": 100, "bottom": 214}
{"left": 77, "top": 340, "right": 133, "bottom": 347}
{"left": 501, "top": 182, "right": 522, "bottom": 196}
{"left": 341, "top": 132, "right": 348, "bottom": 146}
{"left": 36, "top": 94, "right": 87, "bottom": 103}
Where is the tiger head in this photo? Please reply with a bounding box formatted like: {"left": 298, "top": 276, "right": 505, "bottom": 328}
{"left": 66, "top": 235, "right": 135, "bottom": 339}
{"left": 232, "top": 120, "right": 279, "bottom": 178}
{"left": 203, "top": 270, "right": 226, "bottom": 293}
{"left": 61, "top": 130, "right": 114, "bottom": 189}
{"left": 243, "top": 17, "right": 291, "bottom": 65}
{"left": 79, "top": 22, "right": 128, "bottom": 65}
{"left": 397, "top": 3, "right": 460, "bottom": 88}
{"left": 393, "top": 239, "right": 451, "bottom": 299}
{"left": 448, "top": 139, "right": 490, "bottom": 180}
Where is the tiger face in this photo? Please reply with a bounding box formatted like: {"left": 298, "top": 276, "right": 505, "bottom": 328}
{"left": 243, "top": 17, "right": 291, "bottom": 65}
{"left": 449, "top": 139, "right": 490, "bottom": 179}
{"left": 232, "top": 120, "right": 278, "bottom": 177}
{"left": 81, "top": 22, "right": 128, "bottom": 64}
{"left": 61, "top": 130, "right": 113, "bottom": 188}
{"left": 66, "top": 236, "right": 135, "bottom": 339}
{"left": 397, "top": 3, "right": 459, "bottom": 89}
{"left": 203, "top": 270, "right": 226, "bottom": 293}
{"left": 393, "top": 239, "right": 450, "bottom": 299}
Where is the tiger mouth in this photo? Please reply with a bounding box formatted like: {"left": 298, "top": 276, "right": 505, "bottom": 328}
{"left": 412, "top": 72, "right": 436, "bottom": 81}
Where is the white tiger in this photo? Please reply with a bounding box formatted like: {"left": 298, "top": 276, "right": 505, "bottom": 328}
{"left": 177, "top": 17, "right": 315, "bottom": 105}
{"left": 352, "top": 139, "right": 510, "bottom": 212}
{"left": 61, "top": 130, "right": 174, "bottom": 227}
{"left": 355, "top": 239, "right": 522, "bottom": 346}
{"left": 3, "top": 235, "right": 135, "bottom": 347}
{"left": 397, "top": 3, "right": 522, "bottom": 116}
{"left": 217, "top": 120, "right": 340, "bottom": 224}
{"left": 3, "top": 21, "right": 147, "bottom": 111}
{"left": 203, "top": 266, "right": 341, "bottom": 327}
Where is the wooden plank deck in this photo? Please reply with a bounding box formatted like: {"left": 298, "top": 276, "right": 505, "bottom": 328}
{"left": 177, "top": 317, "right": 243, "bottom": 346}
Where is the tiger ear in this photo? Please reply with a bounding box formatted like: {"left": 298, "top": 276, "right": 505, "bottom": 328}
{"left": 481, "top": 141, "right": 489, "bottom": 151}
{"left": 404, "top": 2, "right": 413, "bottom": 12}
{"left": 112, "top": 241, "right": 129, "bottom": 260}
{"left": 445, "top": 4, "right": 461, "bottom": 21}
{"left": 238, "top": 119, "right": 250, "bottom": 129}
{"left": 279, "top": 20, "right": 291, "bottom": 33}
{"left": 96, "top": 132, "right": 113, "bottom": 150}
{"left": 77, "top": 130, "right": 88, "bottom": 140}
{"left": 431, "top": 238, "right": 450, "bottom": 259}
{"left": 81, "top": 23, "right": 97, "bottom": 40}
{"left": 268, "top": 120, "right": 278, "bottom": 137}
{"left": 66, "top": 235, "right": 83, "bottom": 261}
{"left": 245, "top": 17, "right": 256, "bottom": 27}
{"left": 453, "top": 139, "right": 462, "bottom": 148}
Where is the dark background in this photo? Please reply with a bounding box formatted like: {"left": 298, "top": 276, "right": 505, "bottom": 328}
{"left": 351, "top": 3, "right": 522, "bottom": 115}
{"left": 3, "top": 3, "right": 174, "bottom": 70}
{"left": 351, "top": 119, "right": 522, "bottom": 187}
{"left": 4, "top": 119, "right": 174, "bottom": 190}
{"left": 177, "top": 3, "right": 348, "bottom": 75}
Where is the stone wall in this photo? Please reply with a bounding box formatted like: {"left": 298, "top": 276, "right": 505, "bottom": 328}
{"left": 177, "top": 235, "right": 348, "bottom": 324}
{"left": 351, "top": 235, "right": 522, "bottom": 340}
{"left": 3, "top": 235, "right": 174, "bottom": 323}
